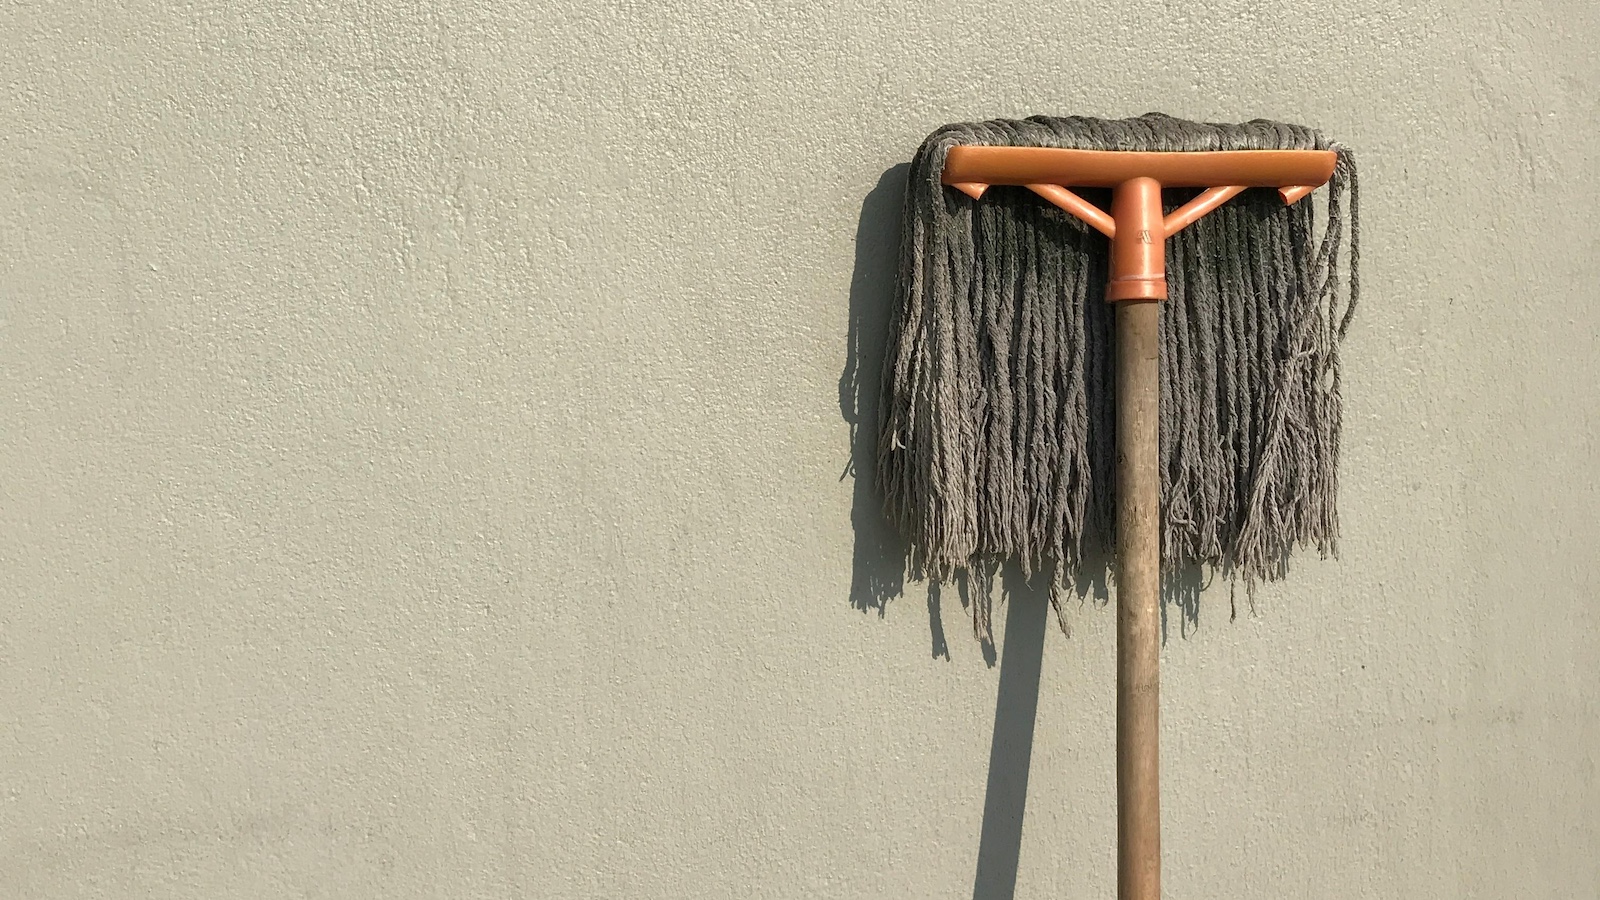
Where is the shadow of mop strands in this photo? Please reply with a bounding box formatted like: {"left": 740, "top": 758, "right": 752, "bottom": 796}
{"left": 840, "top": 166, "right": 927, "bottom": 638}
{"left": 1161, "top": 563, "right": 1205, "bottom": 641}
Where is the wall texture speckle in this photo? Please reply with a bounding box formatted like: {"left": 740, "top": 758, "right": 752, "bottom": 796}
{"left": 2, "top": 1, "right": 1597, "bottom": 898}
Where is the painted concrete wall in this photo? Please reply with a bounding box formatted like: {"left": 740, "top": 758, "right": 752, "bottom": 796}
{"left": 3, "top": 1, "right": 1596, "bottom": 897}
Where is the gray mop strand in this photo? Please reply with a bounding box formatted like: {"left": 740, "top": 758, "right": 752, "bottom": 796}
{"left": 877, "top": 114, "right": 1359, "bottom": 641}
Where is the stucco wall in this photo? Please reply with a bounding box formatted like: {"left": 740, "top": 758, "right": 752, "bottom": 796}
{"left": 3, "top": 1, "right": 1597, "bottom": 897}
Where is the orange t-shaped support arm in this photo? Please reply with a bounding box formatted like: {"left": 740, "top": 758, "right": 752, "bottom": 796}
{"left": 941, "top": 147, "right": 1337, "bottom": 301}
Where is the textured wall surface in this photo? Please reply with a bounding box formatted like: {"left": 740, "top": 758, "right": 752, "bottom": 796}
{"left": 3, "top": 1, "right": 1597, "bottom": 898}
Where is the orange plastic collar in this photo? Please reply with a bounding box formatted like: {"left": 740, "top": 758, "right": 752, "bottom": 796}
{"left": 941, "top": 147, "right": 1337, "bottom": 301}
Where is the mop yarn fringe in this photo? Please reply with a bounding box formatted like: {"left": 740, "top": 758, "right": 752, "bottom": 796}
{"left": 877, "top": 114, "right": 1360, "bottom": 639}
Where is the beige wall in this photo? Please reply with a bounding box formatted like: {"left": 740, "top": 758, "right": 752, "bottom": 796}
{"left": 3, "top": 1, "right": 1597, "bottom": 897}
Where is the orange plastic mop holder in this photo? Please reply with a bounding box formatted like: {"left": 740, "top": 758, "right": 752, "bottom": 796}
{"left": 941, "top": 147, "right": 1338, "bottom": 301}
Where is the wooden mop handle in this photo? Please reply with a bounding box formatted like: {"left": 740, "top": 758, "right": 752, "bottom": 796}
{"left": 1115, "top": 299, "right": 1163, "bottom": 900}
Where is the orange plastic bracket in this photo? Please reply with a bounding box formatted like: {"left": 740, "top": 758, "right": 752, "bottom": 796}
{"left": 942, "top": 147, "right": 1337, "bottom": 301}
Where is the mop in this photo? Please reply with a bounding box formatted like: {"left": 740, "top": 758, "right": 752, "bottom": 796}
{"left": 877, "top": 113, "right": 1359, "bottom": 900}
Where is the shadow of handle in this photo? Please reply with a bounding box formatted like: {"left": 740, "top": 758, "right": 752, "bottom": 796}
{"left": 971, "top": 586, "right": 1049, "bottom": 900}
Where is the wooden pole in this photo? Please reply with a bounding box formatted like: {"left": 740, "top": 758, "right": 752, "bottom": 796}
{"left": 1115, "top": 299, "right": 1162, "bottom": 900}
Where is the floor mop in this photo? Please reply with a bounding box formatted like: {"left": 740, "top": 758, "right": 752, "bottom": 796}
{"left": 877, "top": 114, "right": 1359, "bottom": 899}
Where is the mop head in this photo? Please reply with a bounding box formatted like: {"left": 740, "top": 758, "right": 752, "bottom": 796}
{"left": 877, "top": 114, "right": 1359, "bottom": 636}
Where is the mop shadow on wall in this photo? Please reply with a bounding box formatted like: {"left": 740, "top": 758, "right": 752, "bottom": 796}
{"left": 841, "top": 166, "right": 1208, "bottom": 900}
{"left": 839, "top": 170, "right": 1049, "bottom": 899}
{"left": 839, "top": 166, "right": 1208, "bottom": 659}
